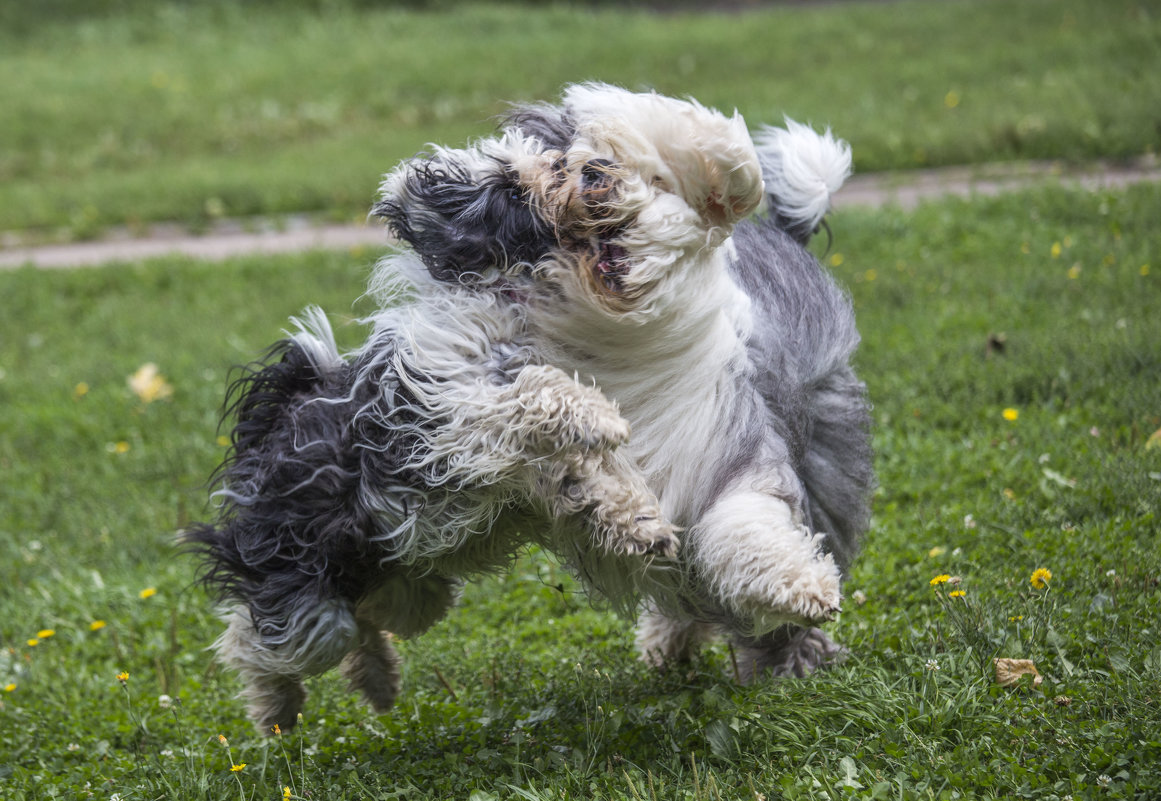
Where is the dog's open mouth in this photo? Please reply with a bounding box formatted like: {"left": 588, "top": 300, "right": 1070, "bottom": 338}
{"left": 594, "top": 241, "right": 630, "bottom": 291}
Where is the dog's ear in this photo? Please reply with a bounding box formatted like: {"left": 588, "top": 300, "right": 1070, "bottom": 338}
{"left": 373, "top": 159, "right": 552, "bottom": 282}
{"left": 504, "top": 103, "right": 576, "bottom": 151}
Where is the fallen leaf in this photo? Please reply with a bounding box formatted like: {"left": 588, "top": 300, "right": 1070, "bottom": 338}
{"left": 994, "top": 657, "right": 1042, "bottom": 688}
{"left": 128, "top": 363, "right": 173, "bottom": 403}
{"left": 1146, "top": 427, "right": 1161, "bottom": 450}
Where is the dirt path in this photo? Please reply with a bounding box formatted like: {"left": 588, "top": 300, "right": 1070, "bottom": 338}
{"left": 2, "top": 158, "right": 1158, "bottom": 270}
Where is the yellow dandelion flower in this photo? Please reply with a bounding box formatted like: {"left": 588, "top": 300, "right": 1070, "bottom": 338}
{"left": 1002, "top": 408, "right": 1019, "bottom": 421}
{"left": 116, "top": 671, "right": 129, "bottom": 683}
{"left": 230, "top": 763, "right": 247, "bottom": 773}
{"left": 1050, "top": 242, "right": 1062, "bottom": 258}
{"left": 864, "top": 269, "right": 878, "bottom": 282}
{"left": 4, "top": 683, "right": 15, "bottom": 692}
{"left": 829, "top": 253, "right": 844, "bottom": 267}
{"left": 218, "top": 734, "right": 228, "bottom": 745}
{"left": 927, "top": 546, "right": 946, "bottom": 559}
{"left": 1002, "top": 488, "right": 1016, "bottom": 500}
{"left": 216, "top": 435, "right": 231, "bottom": 447}
{"left": 272, "top": 723, "right": 282, "bottom": 736}
{"left": 1009, "top": 615, "right": 1024, "bottom": 622}
{"left": 944, "top": 90, "right": 960, "bottom": 109}
{"left": 283, "top": 787, "right": 292, "bottom": 800}
{"left": 1030, "top": 567, "right": 1053, "bottom": 589}
{"left": 90, "top": 620, "right": 107, "bottom": 631}
{"left": 929, "top": 574, "right": 951, "bottom": 586}
{"left": 139, "top": 587, "right": 157, "bottom": 599}
{"left": 948, "top": 589, "right": 966, "bottom": 598}
{"left": 1067, "top": 264, "right": 1081, "bottom": 280}
{"left": 74, "top": 382, "right": 90, "bottom": 399}
{"left": 1141, "top": 264, "right": 1151, "bottom": 276}
{"left": 110, "top": 441, "right": 131, "bottom": 454}
{"left": 27, "top": 638, "right": 39, "bottom": 647}
{"left": 36, "top": 629, "right": 55, "bottom": 639}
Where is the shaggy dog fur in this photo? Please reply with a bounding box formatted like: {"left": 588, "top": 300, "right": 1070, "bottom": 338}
{"left": 379, "top": 83, "right": 874, "bottom": 681}
{"left": 191, "top": 83, "right": 873, "bottom": 733}
{"left": 187, "top": 271, "right": 678, "bottom": 734}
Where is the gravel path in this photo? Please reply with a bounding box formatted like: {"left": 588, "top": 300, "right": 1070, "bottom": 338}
{"left": 3, "top": 158, "right": 1158, "bottom": 271}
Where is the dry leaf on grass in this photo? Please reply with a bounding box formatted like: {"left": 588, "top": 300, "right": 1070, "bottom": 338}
{"left": 994, "top": 657, "right": 1043, "bottom": 688}
{"left": 128, "top": 363, "right": 173, "bottom": 403}
{"left": 1146, "top": 427, "right": 1161, "bottom": 450}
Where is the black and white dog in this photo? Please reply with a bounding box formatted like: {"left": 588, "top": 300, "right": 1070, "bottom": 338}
{"left": 192, "top": 83, "right": 872, "bottom": 733}
{"left": 380, "top": 83, "right": 873, "bottom": 681}
{"left": 188, "top": 260, "right": 678, "bottom": 733}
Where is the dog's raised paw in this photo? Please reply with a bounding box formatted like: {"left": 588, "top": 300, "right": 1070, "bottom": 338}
{"left": 629, "top": 515, "right": 680, "bottom": 559}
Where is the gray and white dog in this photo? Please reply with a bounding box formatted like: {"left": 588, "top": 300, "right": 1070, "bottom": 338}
{"left": 192, "top": 83, "right": 872, "bottom": 733}
{"left": 380, "top": 83, "right": 873, "bottom": 681}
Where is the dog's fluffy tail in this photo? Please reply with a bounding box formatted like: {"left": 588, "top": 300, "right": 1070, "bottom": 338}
{"left": 754, "top": 120, "right": 851, "bottom": 244}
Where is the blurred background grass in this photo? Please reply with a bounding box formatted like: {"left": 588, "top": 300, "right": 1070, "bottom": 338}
{"left": 2, "top": 0, "right": 1159, "bottom": 234}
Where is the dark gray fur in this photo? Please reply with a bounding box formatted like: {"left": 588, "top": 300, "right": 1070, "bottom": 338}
{"left": 372, "top": 159, "right": 551, "bottom": 282}
{"left": 727, "top": 217, "right": 873, "bottom": 574}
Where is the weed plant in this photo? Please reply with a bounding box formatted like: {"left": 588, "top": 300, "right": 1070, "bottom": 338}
{"left": 2, "top": 181, "right": 1158, "bottom": 798}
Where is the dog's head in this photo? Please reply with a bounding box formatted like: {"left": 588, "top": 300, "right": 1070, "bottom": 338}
{"left": 375, "top": 84, "right": 764, "bottom": 312}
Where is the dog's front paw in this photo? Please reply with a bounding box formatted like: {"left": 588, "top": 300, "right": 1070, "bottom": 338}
{"left": 624, "top": 514, "right": 680, "bottom": 559}
{"left": 735, "top": 551, "right": 843, "bottom": 634}
{"left": 562, "top": 399, "right": 631, "bottom": 450}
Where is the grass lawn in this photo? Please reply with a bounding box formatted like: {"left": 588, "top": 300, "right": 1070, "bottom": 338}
{"left": 2, "top": 0, "right": 1160, "bottom": 235}
{"left": 2, "top": 180, "right": 1159, "bottom": 798}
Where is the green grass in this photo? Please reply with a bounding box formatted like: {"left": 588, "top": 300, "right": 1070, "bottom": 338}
{"left": 2, "top": 0, "right": 1159, "bottom": 235}
{"left": 2, "top": 181, "right": 1159, "bottom": 798}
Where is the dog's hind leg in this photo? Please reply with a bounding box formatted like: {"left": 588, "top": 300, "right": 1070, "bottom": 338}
{"left": 341, "top": 575, "right": 459, "bottom": 712}
{"left": 635, "top": 602, "right": 713, "bottom": 667}
{"left": 216, "top": 608, "right": 309, "bottom": 735}
{"left": 341, "top": 621, "right": 402, "bottom": 714}
{"left": 730, "top": 625, "right": 847, "bottom": 682}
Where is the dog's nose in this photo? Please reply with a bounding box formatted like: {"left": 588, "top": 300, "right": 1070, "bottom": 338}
{"left": 580, "top": 159, "right": 615, "bottom": 191}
